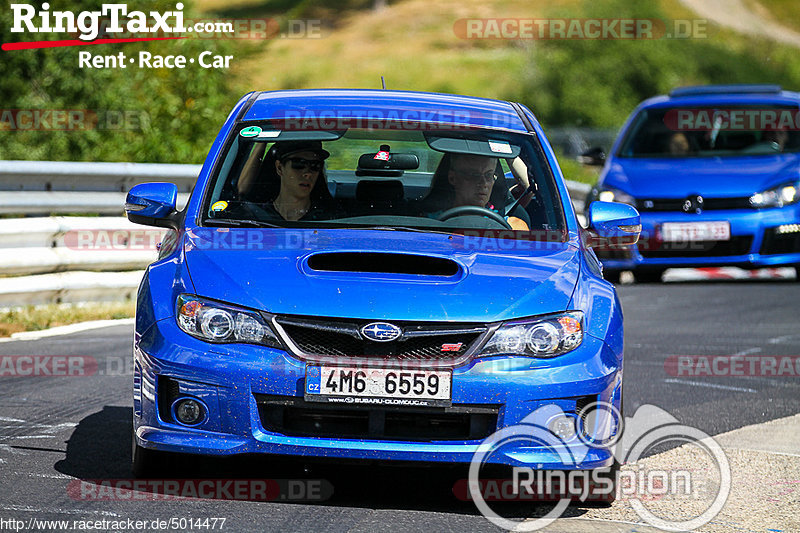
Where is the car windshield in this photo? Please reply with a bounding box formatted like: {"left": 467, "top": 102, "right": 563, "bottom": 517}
{"left": 618, "top": 105, "right": 800, "bottom": 158}
{"left": 201, "top": 126, "right": 566, "bottom": 239}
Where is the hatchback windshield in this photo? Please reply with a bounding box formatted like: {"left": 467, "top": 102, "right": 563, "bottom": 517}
{"left": 618, "top": 105, "right": 800, "bottom": 157}
{"left": 202, "top": 127, "right": 566, "bottom": 237}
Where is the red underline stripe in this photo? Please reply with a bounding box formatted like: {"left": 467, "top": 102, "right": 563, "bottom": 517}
{"left": 2, "top": 37, "right": 186, "bottom": 51}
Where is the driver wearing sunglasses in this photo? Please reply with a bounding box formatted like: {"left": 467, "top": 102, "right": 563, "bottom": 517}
{"left": 448, "top": 154, "right": 530, "bottom": 230}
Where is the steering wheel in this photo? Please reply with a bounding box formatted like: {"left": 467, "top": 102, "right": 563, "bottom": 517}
{"left": 437, "top": 206, "right": 512, "bottom": 230}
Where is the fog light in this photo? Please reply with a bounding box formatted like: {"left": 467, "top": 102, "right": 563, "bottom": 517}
{"left": 548, "top": 415, "right": 576, "bottom": 440}
{"left": 172, "top": 398, "right": 206, "bottom": 426}
{"left": 777, "top": 224, "right": 800, "bottom": 234}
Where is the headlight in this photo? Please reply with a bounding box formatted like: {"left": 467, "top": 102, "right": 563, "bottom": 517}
{"left": 176, "top": 294, "right": 282, "bottom": 347}
{"left": 596, "top": 187, "right": 636, "bottom": 206}
{"left": 749, "top": 181, "right": 800, "bottom": 208}
{"left": 479, "top": 312, "right": 584, "bottom": 358}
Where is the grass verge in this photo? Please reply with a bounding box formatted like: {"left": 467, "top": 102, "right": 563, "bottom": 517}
{"left": 0, "top": 301, "right": 135, "bottom": 338}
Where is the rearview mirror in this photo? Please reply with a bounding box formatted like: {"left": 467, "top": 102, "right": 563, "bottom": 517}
{"left": 125, "top": 182, "right": 179, "bottom": 229}
{"left": 356, "top": 148, "right": 419, "bottom": 177}
{"left": 586, "top": 201, "right": 640, "bottom": 247}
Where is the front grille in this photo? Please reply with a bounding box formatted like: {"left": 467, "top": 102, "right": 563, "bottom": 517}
{"left": 255, "top": 394, "right": 499, "bottom": 441}
{"left": 639, "top": 236, "right": 753, "bottom": 258}
{"left": 273, "top": 316, "right": 487, "bottom": 363}
{"left": 638, "top": 197, "right": 752, "bottom": 212}
{"left": 760, "top": 227, "right": 800, "bottom": 255}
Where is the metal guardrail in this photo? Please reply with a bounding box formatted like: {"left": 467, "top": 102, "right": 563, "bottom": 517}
{"left": 0, "top": 160, "right": 198, "bottom": 215}
{"left": 0, "top": 161, "right": 591, "bottom": 307}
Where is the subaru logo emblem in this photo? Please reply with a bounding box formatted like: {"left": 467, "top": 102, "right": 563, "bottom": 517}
{"left": 360, "top": 322, "right": 402, "bottom": 342}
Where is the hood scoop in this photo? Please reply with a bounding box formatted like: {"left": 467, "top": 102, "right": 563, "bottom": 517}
{"left": 306, "top": 252, "right": 461, "bottom": 277}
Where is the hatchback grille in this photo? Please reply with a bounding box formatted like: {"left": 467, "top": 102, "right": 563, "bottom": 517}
{"left": 273, "top": 316, "right": 487, "bottom": 364}
{"left": 637, "top": 197, "right": 752, "bottom": 211}
{"left": 255, "top": 394, "right": 499, "bottom": 442}
{"left": 639, "top": 236, "right": 753, "bottom": 258}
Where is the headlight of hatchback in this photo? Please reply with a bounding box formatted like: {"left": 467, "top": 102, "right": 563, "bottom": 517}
{"left": 749, "top": 181, "right": 800, "bottom": 208}
{"left": 597, "top": 187, "right": 636, "bottom": 207}
{"left": 479, "top": 311, "right": 584, "bottom": 358}
{"left": 176, "top": 294, "right": 281, "bottom": 347}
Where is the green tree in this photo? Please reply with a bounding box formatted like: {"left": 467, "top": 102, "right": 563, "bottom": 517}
{"left": 0, "top": 0, "right": 249, "bottom": 163}
{"left": 515, "top": 0, "right": 800, "bottom": 128}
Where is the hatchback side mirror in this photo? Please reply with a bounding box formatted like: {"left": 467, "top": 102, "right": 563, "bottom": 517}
{"left": 586, "top": 201, "right": 640, "bottom": 247}
{"left": 125, "top": 182, "right": 179, "bottom": 229}
{"left": 578, "top": 147, "right": 606, "bottom": 166}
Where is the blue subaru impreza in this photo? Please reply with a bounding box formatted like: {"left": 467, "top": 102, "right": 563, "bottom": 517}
{"left": 585, "top": 84, "right": 800, "bottom": 282}
{"left": 126, "top": 89, "right": 639, "bottom": 479}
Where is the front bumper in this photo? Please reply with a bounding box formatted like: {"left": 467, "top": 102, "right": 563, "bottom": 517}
{"left": 133, "top": 318, "right": 621, "bottom": 470}
{"left": 596, "top": 205, "right": 800, "bottom": 270}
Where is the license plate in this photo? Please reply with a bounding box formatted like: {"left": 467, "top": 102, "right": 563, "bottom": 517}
{"left": 661, "top": 221, "right": 730, "bottom": 242}
{"left": 305, "top": 365, "right": 452, "bottom": 407}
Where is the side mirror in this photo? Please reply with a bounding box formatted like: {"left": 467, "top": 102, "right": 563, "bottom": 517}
{"left": 125, "top": 182, "right": 178, "bottom": 229}
{"left": 586, "top": 201, "right": 640, "bottom": 247}
{"left": 578, "top": 147, "right": 606, "bottom": 166}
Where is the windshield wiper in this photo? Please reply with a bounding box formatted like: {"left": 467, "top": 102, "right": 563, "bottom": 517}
{"left": 364, "top": 225, "right": 457, "bottom": 236}
{"left": 204, "top": 218, "right": 280, "bottom": 228}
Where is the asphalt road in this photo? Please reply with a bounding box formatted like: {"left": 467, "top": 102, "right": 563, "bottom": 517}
{"left": 0, "top": 279, "right": 798, "bottom": 532}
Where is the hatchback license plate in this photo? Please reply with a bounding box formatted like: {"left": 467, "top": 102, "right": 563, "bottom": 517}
{"left": 305, "top": 365, "right": 452, "bottom": 407}
{"left": 661, "top": 221, "right": 731, "bottom": 242}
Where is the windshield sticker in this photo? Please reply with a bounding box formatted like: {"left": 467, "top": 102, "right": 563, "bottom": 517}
{"left": 239, "top": 126, "right": 262, "bottom": 138}
{"left": 211, "top": 200, "right": 228, "bottom": 212}
{"left": 373, "top": 150, "right": 390, "bottom": 161}
{"left": 257, "top": 130, "right": 281, "bottom": 138}
{"left": 488, "top": 140, "right": 513, "bottom": 154}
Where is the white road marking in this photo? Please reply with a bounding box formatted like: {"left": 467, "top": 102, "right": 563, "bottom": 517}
{"left": 0, "top": 505, "right": 120, "bottom": 517}
{"left": 768, "top": 335, "right": 796, "bottom": 344}
{"left": 0, "top": 435, "right": 57, "bottom": 439}
{"left": 733, "top": 347, "right": 762, "bottom": 356}
{"left": 20, "top": 472, "right": 72, "bottom": 479}
{"left": 0, "top": 444, "right": 26, "bottom": 454}
{"left": 662, "top": 378, "right": 757, "bottom": 393}
{"left": 0, "top": 416, "right": 26, "bottom": 422}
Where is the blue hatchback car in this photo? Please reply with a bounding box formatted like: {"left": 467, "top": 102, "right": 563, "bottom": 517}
{"left": 585, "top": 84, "right": 800, "bottom": 282}
{"left": 126, "top": 89, "right": 639, "bottom": 481}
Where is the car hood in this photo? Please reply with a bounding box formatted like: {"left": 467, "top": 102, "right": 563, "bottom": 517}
{"left": 606, "top": 155, "right": 800, "bottom": 198}
{"left": 182, "top": 228, "right": 580, "bottom": 322}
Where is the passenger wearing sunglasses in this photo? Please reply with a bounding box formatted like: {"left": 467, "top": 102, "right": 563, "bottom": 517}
{"left": 237, "top": 140, "right": 338, "bottom": 221}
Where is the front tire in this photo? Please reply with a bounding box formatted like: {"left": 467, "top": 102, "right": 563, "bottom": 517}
{"left": 132, "top": 432, "right": 167, "bottom": 478}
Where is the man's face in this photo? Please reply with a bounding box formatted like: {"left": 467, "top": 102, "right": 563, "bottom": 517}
{"left": 448, "top": 155, "right": 497, "bottom": 208}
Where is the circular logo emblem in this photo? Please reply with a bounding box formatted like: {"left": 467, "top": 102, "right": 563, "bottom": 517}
{"left": 682, "top": 195, "right": 704, "bottom": 214}
{"left": 360, "top": 322, "right": 402, "bottom": 342}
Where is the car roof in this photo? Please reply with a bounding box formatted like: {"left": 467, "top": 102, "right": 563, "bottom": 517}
{"left": 241, "top": 89, "right": 529, "bottom": 132}
{"left": 637, "top": 84, "right": 800, "bottom": 109}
